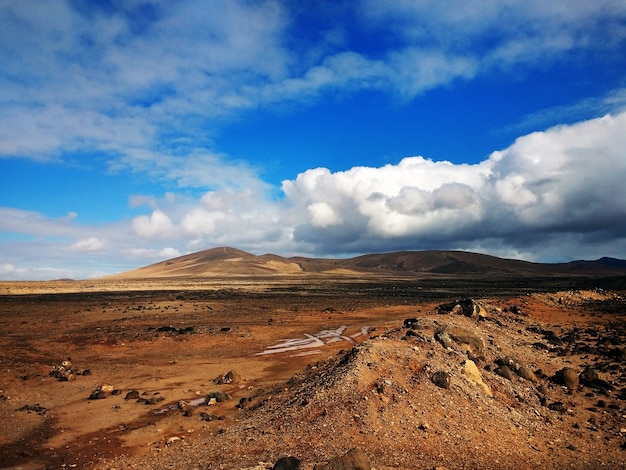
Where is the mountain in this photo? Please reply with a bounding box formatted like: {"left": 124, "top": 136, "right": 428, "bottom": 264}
{"left": 106, "top": 247, "right": 626, "bottom": 279}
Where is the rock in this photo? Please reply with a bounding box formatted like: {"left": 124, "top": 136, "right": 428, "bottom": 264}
{"left": 403, "top": 318, "right": 419, "bottom": 329}
{"left": 431, "top": 371, "right": 451, "bottom": 389}
{"left": 125, "top": 390, "right": 140, "bottom": 400}
{"left": 88, "top": 384, "right": 115, "bottom": 400}
{"left": 214, "top": 370, "right": 241, "bottom": 385}
{"left": 273, "top": 456, "right": 301, "bottom": 470}
{"left": 495, "top": 365, "right": 516, "bottom": 381}
{"left": 461, "top": 360, "right": 492, "bottom": 396}
{"left": 579, "top": 366, "right": 615, "bottom": 392}
{"left": 552, "top": 368, "right": 579, "bottom": 390}
{"left": 178, "top": 400, "right": 192, "bottom": 413}
{"left": 448, "top": 328, "right": 486, "bottom": 360}
{"left": 438, "top": 299, "right": 483, "bottom": 318}
{"left": 548, "top": 401, "right": 567, "bottom": 413}
{"left": 207, "top": 391, "right": 230, "bottom": 402}
{"left": 49, "top": 359, "right": 82, "bottom": 381}
{"left": 314, "top": 448, "right": 371, "bottom": 470}
{"left": 517, "top": 364, "right": 539, "bottom": 383}
{"left": 434, "top": 330, "right": 454, "bottom": 349}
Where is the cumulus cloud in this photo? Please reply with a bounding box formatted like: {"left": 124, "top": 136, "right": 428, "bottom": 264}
{"left": 281, "top": 112, "right": 626, "bottom": 256}
{"left": 71, "top": 237, "right": 106, "bottom": 251}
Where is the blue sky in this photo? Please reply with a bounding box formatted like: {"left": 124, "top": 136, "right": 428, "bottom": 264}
{"left": 1, "top": 0, "right": 626, "bottom": 280}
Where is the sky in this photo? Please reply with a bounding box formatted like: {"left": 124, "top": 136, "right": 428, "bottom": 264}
{"left": 1, "top": 0, "right": 626, "bottom": 280}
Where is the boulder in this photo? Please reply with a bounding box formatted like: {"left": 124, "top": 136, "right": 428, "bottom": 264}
{"left": 551, "top": 368, "right": 579, "bottom": 390}
{"left": 448, "top": 328, "right": 486, "bottom": 360}
{"left": 438, "top": 299, "right": 485, "bottom": 319}
{"left": 434, "top": 330, "right": 454, "bottom": 349}
{"left": 314, "top": 448, "right": 371, "bottom": 470}
{"left": 431, "top": 371, "right": 451, "bottom": 389}
{"left": 273, "top": 456, "right": 301, "bottom": 470}
{"left": 579, "top": 366, "right": 615, "bottom": 392}
{"left": 495, "top": 365, "right": 516, "bottom": 381}
{"left": 495, "top": 357, "right": 538, "bottom": 382}
{"left": 462, "top": 360, "right": 492, "bottom": 396}
{"left": 214, "top": 370, "right": 241, "bottom": 385}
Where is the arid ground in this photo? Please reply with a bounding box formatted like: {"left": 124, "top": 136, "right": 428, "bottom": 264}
{"left": 1, "top": 275, "right": 625, "bottom": 469}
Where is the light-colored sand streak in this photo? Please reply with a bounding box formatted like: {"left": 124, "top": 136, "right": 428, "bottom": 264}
{"left": 256, "top": 326, "right": 371, "bottom": 355}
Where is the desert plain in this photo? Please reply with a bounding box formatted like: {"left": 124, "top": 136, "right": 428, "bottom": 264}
{"left": 1, "top": 249, "right": 626, "bottom": 469}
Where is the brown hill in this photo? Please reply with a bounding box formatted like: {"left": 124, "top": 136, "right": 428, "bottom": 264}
{"left": 107, "top": 247, "right": 626, "bottom": 279}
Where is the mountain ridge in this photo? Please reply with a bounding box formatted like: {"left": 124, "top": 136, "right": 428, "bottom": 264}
{"left": 104, "top": 246, "right": 626, "bottom": 279}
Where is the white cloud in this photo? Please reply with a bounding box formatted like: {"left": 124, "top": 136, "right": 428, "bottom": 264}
{"left": 2, "top": 0, "right": 624, "bottom": 176}
{"left": 71, "top": 237, "right": 106, "bottom": 251}
{"left": 131, "top": 209, "right": 178, "bottom": 239}
{"left": 282, "top": 112, "right": 626, "bottom": 254}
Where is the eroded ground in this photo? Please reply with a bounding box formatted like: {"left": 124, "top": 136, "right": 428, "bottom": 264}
{"left": 0, "top": 277, "right": 625, "bottom": 469}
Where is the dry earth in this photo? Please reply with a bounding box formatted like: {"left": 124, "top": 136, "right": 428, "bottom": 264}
{"left": 0, "top": 277, "right": 625, "bottom": 469}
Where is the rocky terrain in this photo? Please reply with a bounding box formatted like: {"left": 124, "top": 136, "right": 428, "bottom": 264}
{"left": 1, "top": 249, "right": 625, "bottom": 469}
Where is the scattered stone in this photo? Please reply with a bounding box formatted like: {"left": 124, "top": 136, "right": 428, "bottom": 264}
{"left": 16, "top": 404, "right": 47, "bottom": 415}
{"left": 434, "top": 330, "right": 454, "bottom": 349}
{"left": 548, "top": 401, "right": 567, "bottom": 413}
{"left": 214, "top": 370, "right": 241, "bottom": 385}
{"left": 448, "top": 328, "right": 486, "bottom": 360}
{"left": 495, "top": 365, "right": 516, "bottom": 381}
{"left": 125, "top": 390, "right": 140, "bottom": 400}
{"left": 49, "top": 359, "right": 82, "bottom": 381}
{"left": 89, "top": 384, "right": 115, "bottom": 400}
{"left": 313, "top": 448, "right": 371, "bottom": 470}
{"left": 199, "top": 412, "right": 222, "bottom": 421}
{"left": 579, "top": 366, "right": 614, "bottom": 392}
{"left": 431, "top": 371, "right": 451, "bottom": 389}
{"left": 273, "top": 456, "right": 301, "bottom": 470}
{"left": 437, "top": 298, "right": 485, "bottom": 319}
{"left": 207, "top": 391, "right": 230, "bottom": 403}
{"left": 551, "top": 368, "right": 579, "bottom": 390}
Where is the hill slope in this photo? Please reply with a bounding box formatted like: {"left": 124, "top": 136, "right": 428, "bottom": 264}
{"left": 107, "top": 247, "right": 626, "bottom": 279}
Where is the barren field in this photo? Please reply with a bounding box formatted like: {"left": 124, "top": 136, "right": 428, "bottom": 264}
{"left": 0, "top": 276, "right": 625, "bottom": 469}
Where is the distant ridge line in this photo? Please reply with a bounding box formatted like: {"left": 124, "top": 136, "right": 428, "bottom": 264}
{"left": 103, "top": 247, "right": 626, "bottom": 280}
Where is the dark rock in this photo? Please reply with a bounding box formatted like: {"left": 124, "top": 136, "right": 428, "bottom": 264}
{"left": 199, "top": 412, "right": 222, "bottom": 421}
{"left": 431, "top": 371, "right": 451, "bottom": 389}
{"left": 214, "top": 370, "right": 240, "bottom": 385}
{"left": 16, "top": 404, "right": 47, "bottom": 415}
{"left": 579, "top": 366, "right": 615, "bottom": 391}
{"left": 495, "top": 365, "right": 516, "bottom": 381}
{"left": 125, "top": 390, "right": 140, "bottom": 400}
{"left": 434, "top": 330, "right": 454, "bottom": 349}
{"left": 517, "top": 364, "right": 539, "bottom": 383}
{"left": 437, "top": 298, "right": 483, "bottom": 318}
{"left": 403, "top": 318, "right": 418, "bottom": 329}
{"left": 207, "top": 391, "right": 230, "bottom": 402}
{"left": 548, "top": 401, "right": 567, "bottom": 413}
{"left": 551, "top": 368, "right": 579, "bottom": 390}
{"left": 89, "top": 390, "right": 108, "bottom": 400}
{"left": 314, "top": 448, "right": 371, "bottom": 470}
{"left": 273, "top": 456, "right": 301, "bottom": 470}
{"left": 449, "top": 330, "right": 486, "bottom": 360}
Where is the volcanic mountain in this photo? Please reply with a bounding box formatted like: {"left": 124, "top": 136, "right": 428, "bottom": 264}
{"left": 107, "top": 247, "right": 626, "bottom": 279}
